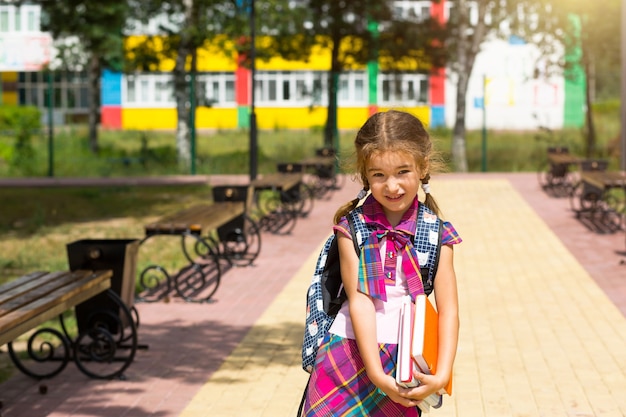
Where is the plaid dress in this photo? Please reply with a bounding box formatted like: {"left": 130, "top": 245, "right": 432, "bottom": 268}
{"left": 303, "top": 333, "right": 420, "bottom": 417}
{"left": 302, "top": 196, "right": 461, "bottom": 417}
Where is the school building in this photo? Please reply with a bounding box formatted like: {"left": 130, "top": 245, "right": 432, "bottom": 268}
{"left": 0, "top": 1, "right": 584, "bottom": 132}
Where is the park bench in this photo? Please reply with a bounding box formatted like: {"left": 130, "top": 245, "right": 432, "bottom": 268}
{"left": 301, "top": 147, "right": 345, "bottom": 198}
{"left": 570, "top": 169, "right": 625, "bottom": 234}
{"left": 276, "top": 163, "right": 315, "bottom": 217}
{"left": 0, "top": 269, "right": 138, "bottom": 382}
{"left": 538, "top": 147, "right": 580, "bottom": 197}
{"left": 251, "top": 172, "right": 305, "bottom": 235}
{"left": 139, "top": 190, "right": 261, "bottom": 303}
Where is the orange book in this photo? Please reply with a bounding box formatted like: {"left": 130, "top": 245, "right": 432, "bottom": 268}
{"left": 411, "top": 293, "right": 453, "bottom": 396}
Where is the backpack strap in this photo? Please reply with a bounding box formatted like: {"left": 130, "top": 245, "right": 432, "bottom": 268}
{"left": 347, "top": 207, "right": 369, "bottom": 247}
{"left": 346, "top": 213, "right": 361, "bottom": 253}
{"left": 414, "top": 203, "right": 442, "bottom": 296}
{"left": 326, "top": 210, "right": 363, "bottom": 315}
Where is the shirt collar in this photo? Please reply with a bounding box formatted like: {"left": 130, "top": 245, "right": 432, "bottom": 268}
{"left": 361, "top": 193, "right": 419, "bottom": 235}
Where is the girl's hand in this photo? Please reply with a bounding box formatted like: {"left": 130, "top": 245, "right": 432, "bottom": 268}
{"left": 373, "top": 374, "right": 424, "bottom": 408}
{"left": 400, "top": 370, "right": 447, "bottom": 401}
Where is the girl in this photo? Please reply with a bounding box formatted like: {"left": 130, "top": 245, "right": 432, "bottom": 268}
{"left": 303, "top": 110, "right": 462, "bottom": 416}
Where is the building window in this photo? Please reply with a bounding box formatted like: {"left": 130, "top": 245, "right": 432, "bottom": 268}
{"left": 254, "top": 70, "right": 333, "bottom": 107}
{"left": 123, "top": 72, "right": 235, "bottom": 107}
{"left": 17, "top": 70, "right": 89, "bottom": 113}
{"left": 0, "top": 9, "right": 9, "bottom": 32}
{"left": 0, "top": 5, "right": 41, "bottom": 32}
{"left": 392, "top": 0, "right": 431, "bottom": 21}
{"left": 337, "top": 71, "right": 367, "bottom": 106}
{"left": 419, "top": 78, "right": 429, "bottom": 103}
{"left": 127, "top": 78, "right": 136, "bottom": 103}
{"left": 225, "top": 80, "right": 234, "bottom": 102}
{"left": 379, "top": 73, "right": 429, "bottom": 106}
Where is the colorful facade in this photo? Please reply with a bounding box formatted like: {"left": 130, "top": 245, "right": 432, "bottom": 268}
{"left": 102, "top": 31, "right": 437, "bottom": 131}
{"left": 1, "top": 1, "right": 584, "bottom": 132}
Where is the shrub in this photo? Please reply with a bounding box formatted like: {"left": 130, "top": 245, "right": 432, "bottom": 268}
{"left": 0, "top": 105, "right": 42, "bottom": 174}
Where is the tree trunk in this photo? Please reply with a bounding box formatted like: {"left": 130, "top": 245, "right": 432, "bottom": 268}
{"left": 451, "top": 1, "right": 469, "bottom": 173}
{"left": 174, "top": 54, "right": 191, "bottom": 172}
{"left": 584, "top": 59, "right": 597, "bottom": 158}
{"left": 88, "top": 55, "right": 100, "bottom": 154}
{"left": 452, "top": 70, "right": 469, "bottom": 173}
{"left": 324, "top": 33, "right": 341, "bottom": 149}
{"left": 450, "top": 0, "right": 485, "bottom": 173}
{"left": 173, "top": 0, "right": 195, "bottom": 172}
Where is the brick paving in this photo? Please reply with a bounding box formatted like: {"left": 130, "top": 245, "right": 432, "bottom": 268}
{"left": 0, "top": 173, "right": 625, "bottom": 417}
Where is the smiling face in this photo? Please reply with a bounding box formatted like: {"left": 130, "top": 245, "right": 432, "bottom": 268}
{"left": 366, "top": 150, "right": 424, "bottom": 226}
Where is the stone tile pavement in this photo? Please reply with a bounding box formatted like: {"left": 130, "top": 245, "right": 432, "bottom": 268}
{"left": 1, "top": 173, "right": 625, "bottom": 417}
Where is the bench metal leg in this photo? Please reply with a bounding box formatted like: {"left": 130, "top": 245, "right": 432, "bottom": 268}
{"left": 282, "top": 182, "right": 315, "bottom": 218}
{"left": 537, "top": 161, "right": 577, "bottom": 198}
{"left": 254, "top": 189, "right": 298, "bottom": 235}
{"left": 7, "top": 328, "right": 71, "bottom": 379}
{"left": 216, "top": 214, "right": 262, "bottom": 267}
{"left": 7, "top": 289, "right": 139, "bottom": 380}
{"left": 137, "top": 231, "right": 222, "bottom": 303}
{"left": 174, "top": 232, "right": 222, "bottom": 302}
{"left": 72, "top": 289, "right": 138, "bottom": 379}
{"left": 569, "top": 182, "right": 626, "bottom": 234}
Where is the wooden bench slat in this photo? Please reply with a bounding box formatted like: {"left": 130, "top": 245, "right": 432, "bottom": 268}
{"left": 0, "top": 270, "right": 112, "bottom": 347}
{"left": 0, "top": 271, "right": 91, "bottom": 318}
{"left": 547, "top": 153, "right": 580, "bottom": 165}
{"left": 300, "top": 156, "right": 335, "bottom": 168}
{"left": 0, "top": 271, "right": 49, "bottom": 297}
{"left": 148, "top": 205, "right": 208, "bottom": 225}
{"left": 144, "top": 202, "right": 244, "bottom": 236}
{"left": 251, "top": 173, "right": 302, "bottom": 191}
{"left": 582, "top": 171, "right": 626, "bottom": 190}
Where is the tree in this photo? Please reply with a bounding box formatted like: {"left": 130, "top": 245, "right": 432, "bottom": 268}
{"left": 296, "top": 1, "right": 452, "bottom": 152}
{"left": 125, "top": 0, "right": 243, "bottom": 171}
{"left": 445, "top": 0, "right": 558, "bottom": 172}
{"left": 121, "top": 0, "right": 452, "bottom": 169}
{"left": 546, "top": 0, "right": 621, "bottom": 157}
{"left": 443, "top": 0, "right": 621, "bottom": 170}
{"left": 40, "top": 1, "right": 128, "bottom": 154}
{"left": 126, "top": 0, "right": 313, "bottom": 171}
{"left": 305, "top": 0, "right": 398, "bottom": 149}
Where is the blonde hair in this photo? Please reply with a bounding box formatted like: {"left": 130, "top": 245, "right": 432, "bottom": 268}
{"left": 334, "top": 110, "right": 444, "bottom": 224}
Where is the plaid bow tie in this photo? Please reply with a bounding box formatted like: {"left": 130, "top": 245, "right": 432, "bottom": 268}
{"left": 357, "top": 229, "right": 424, "bottom": 302}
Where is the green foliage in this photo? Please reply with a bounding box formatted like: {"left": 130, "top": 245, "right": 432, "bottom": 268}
{"left": 0, "top": 105, "right": 41, "bottom": 131}
{"left": 41, "top": 1, "right": 128, "bottom": 71}
{"left": 0, "top": 105, "right": 42, "bottom": 174}
{"left": 592, "top": 100, "right": 620, "bottom": 115}
{"left": 0, "top": 107, "right": 622, "bottom": 179}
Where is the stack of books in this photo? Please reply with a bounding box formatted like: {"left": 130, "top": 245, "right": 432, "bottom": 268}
{"left": 396, "top": 294, "right": 452, "bottom": 413}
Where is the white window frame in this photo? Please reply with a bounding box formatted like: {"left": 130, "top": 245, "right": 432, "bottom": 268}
{"left": 392, "top": 0, "right": 431, "bottom": 21}
{"left": 0, "top": 4, "right": 41, "bottom": 33}
{"left": 122, "top": 72, "right": 236, "bottom": 108}
{"left": 255, "top": 71, "right": 329, "bottom": 107}
{"left": 337, "top": 71, "right": 367, "bottom": 106}
{"left": 198, "top": 72, "right": 236, "bottom": 106}
{"left": 379, "top": 73, "right": 429, "bottom": 106}
{"left": 17, "top": 70, "right": 89, "bottom": 112}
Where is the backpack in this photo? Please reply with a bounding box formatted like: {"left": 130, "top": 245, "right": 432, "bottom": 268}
{"left": 301, "top": 202, "right": 443, "bottom": 373}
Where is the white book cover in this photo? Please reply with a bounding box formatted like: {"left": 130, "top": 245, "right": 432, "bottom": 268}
{"left": 396, "top": 295, "right": 443, "bottom": 411}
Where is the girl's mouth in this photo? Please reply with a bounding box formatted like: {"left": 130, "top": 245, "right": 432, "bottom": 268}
{"left": 386, "top": 194, "right": 404, "bottom": 201}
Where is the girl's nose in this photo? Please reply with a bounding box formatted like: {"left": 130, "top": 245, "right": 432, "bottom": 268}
{"left": 385, "top": 177, "right": 399, "bottom": 192}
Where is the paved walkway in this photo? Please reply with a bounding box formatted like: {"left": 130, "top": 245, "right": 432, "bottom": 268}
{"left": 1, "top": 173, "right": 625, "bottom": 417}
